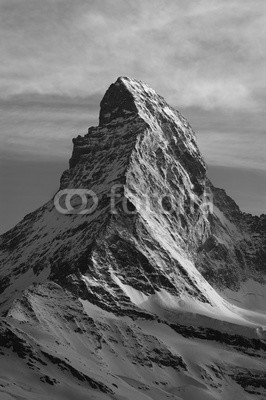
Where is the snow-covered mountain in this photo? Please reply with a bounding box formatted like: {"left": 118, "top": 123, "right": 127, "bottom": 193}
{"left": 0, "top": 77, "right": 265, "bottom": 400}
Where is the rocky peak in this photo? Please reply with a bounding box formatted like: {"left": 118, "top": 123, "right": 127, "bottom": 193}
{"left": 99, "top": 76, "right": 167, "bottom": 126}
{"left": 69, "top": 76, "right": 206, "bottom": 195}
{"left": 99, "top": 77, "right": 138, "bottom": 126}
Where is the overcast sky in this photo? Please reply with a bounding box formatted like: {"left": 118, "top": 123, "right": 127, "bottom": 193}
{"left": 0, "top": 0, "right": 265, "bottom": 233}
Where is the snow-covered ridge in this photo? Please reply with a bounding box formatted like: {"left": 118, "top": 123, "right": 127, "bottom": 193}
{"left": 0, "top": 77, "right": 265, "bottom": 399}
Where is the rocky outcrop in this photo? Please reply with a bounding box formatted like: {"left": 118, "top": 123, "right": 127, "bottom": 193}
{"left": 196, "top": 182, "right": 266, "bottom": 291}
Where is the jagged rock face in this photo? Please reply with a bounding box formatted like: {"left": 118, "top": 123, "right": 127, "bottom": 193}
{"left": 63, "top": 77, "right": 216, "bottom": 306}
{"left": 0, "top": 76, "right": 213, "bottom": 312}
{"left": 0, "top": 77, "right": 266, "bottom": 400}
{"left": 99, "top": 78, "right": 138, "bottom": 125}
{"left": 196, "top": 184, "right": 266, "bottom": 292}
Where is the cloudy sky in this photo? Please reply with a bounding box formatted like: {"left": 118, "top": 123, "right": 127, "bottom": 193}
{"left": 0, "top": 0, "right": 265, "bottom": 233}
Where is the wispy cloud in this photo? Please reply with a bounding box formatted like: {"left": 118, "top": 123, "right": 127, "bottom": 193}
{"left": 181, "top": 105, "right": 266, "bottom": 171}
{"left": 1, "top": 0, "right": 266, "bottom": 109}
{"left": 0, "top": 93, "right": 99, "bottom": 160}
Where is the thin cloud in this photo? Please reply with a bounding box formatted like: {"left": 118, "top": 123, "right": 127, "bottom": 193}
{"left": 0, "top": 0, "right": 265, "bottom": 109}
{"left": 0, "top": 92, "right": 101, "bottom": 111}
{"left": 197, "top": 130, "right": 265, "bottom": 171}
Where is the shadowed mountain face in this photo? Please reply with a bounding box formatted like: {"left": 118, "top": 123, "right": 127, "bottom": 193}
{"left": 0, "top": 77, "right": 265, "bottom": 400}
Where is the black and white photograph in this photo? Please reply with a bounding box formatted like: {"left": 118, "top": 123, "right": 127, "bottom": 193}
{"left": 0, "top": 1, "right": 265, "bottom": 399}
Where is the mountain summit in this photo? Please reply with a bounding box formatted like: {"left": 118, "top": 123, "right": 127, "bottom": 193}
{"left": 0, "top": 77, "right": 265, "bottom": 400}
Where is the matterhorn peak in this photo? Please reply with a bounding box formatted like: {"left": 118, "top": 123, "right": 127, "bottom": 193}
{"left": 99, "top": 77, "right": 138, "bottom": 125}
{"left": 0, "top": 77, "right": 266, "bottom": 400}
{"left": 70, "top": 77, "right": 206, "bottom": 198}
{"left": 100, "top": 76, "right": 192, "bottom": 133}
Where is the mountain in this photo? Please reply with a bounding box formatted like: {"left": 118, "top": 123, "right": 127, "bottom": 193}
{"left": 0, "top": 77, "right": 265, "bottom": 400}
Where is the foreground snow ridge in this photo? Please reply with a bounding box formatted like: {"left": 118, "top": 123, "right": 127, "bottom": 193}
{"left": 0, "top": 76, "right": 265, "bottom": 400}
